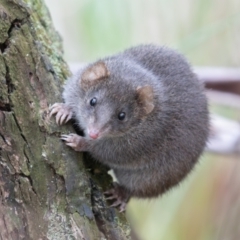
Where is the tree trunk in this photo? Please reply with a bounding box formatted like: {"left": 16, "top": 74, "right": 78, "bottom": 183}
{"left": 0, "top": 0, "right": 130, "bottom": 239}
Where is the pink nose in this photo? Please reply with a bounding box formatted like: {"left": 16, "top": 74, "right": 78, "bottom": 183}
{"left": 89, "top": 132, "right": 99, "bottom": 139}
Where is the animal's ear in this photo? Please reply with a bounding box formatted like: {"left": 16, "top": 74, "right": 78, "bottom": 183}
{"left": 81, "top": 61, "right": 110, "bottom": 89}
{"left": 136, "top": 85, "right": 154, "bottom": 115}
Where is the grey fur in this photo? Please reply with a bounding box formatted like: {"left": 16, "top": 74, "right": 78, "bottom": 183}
{"left": 61, "top": 44, "right": 209, "bottom": 199}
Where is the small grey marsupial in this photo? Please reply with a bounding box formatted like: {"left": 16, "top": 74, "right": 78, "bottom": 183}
{"left": 50, "top": 44, "right": 209, "bottom": 212}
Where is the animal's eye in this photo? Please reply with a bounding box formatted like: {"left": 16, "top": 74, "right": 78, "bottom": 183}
{"left": 118, "top": 112, "right": 126, "bottom": 121}
{"left": 90, "top": 97, "right": 97, "bottom": 106}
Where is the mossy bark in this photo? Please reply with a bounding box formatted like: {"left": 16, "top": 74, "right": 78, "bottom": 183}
{"left": 0, "top": 0, "right": 130, "bottom": 239}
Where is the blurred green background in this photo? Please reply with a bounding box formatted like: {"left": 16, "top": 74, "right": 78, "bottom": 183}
{"left": 45, "top": 0, "right": 240, "bottom": 239}
{"left": 46, "top": 0, "right": 239, "bottom": 66}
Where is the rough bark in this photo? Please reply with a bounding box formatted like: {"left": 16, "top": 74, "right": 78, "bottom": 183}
{"left": 0, "top": 0, "right": 130, "bottom": 239}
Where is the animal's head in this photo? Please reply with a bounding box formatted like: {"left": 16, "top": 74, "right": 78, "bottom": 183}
{"left": 77, "top": 61, "right": 155, "bottom": 140}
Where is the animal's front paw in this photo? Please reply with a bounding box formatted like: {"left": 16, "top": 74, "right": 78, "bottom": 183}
{"left": 104, "top": 182, "right": 130, "bottom": 212}
{"left": 49, "top": 103, "right": 73, "bottom": 125}
{"left": 61, "top": 133, "right": 86, "bottom": 151}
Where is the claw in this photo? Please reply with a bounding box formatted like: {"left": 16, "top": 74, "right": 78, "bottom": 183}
{"left": 49, "top": 103, "right": 58, "bottom": 112}
{"left": 61, "top": 136, "right": 70, "bottom": 142}
{"left": 65, "top": 113, "right": 72, "bottom": 123}
{"left": 59, "top": 113, "right": 67, "bottom": 125}
{"left": 61, "top": 138, "right": 68, "bottom": 142}
{"left": 56, "top": 111, "right": 62, "bottom": 125}
{"left": 49, "top": 107, "right": 58, "bottom": 118}
{"left": 60, "top": 133, "right": 85, "bottom": 151}
{"left": 119, "top": 203, "right": 127, "bottom": 213}
{"left": 49, "top": 103, "right": 62, "bottom": 117}
{"left": 66, "top": 142, "right": 77, "bottom": 148}
{"left": 69, "top": 133, "right": 76, "bottom": 136}
{"left": 61, "top": 134, "right": 77, "bottom": 140}
{"left": 104, "top": 183, "right": 130, "bottom": 212}
{"left": 110, "top": 200, "right": 127, "bottom": 212}
{"left": 104, "top": 189, "right": 115, "bottom": 195}
{"left": 49, "top": 103, "right": 73, "bottom": 125}
{"left": 49, "top": 103, "right": 59, "bottom": 110}
{"left": 110, "top": 200, "right": 121, "bottom": 208}
{"left": 61, "top": 134, "right": 68, "bottom": 139}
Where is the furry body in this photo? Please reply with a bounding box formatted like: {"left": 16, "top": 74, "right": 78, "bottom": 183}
{"left": 51, "top": 45, "right": 209, "bottom": 206}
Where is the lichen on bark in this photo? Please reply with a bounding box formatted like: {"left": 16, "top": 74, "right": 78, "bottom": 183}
{"left": 0, "top": 0, "right": 130, "bottom": 239}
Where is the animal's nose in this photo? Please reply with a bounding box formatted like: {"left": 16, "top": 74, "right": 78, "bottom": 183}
{"left": 87, "top": 127, "right": 100, "bottom": 139}
{"left": 89, "top": 132, "right": 99, "bottom": 139}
